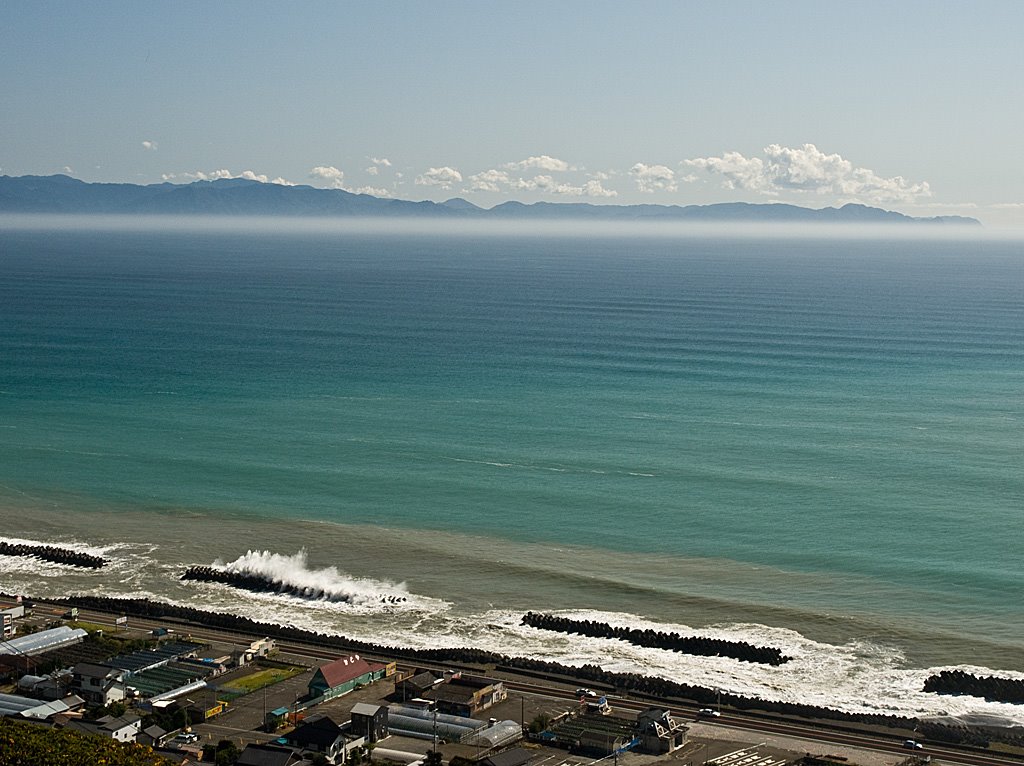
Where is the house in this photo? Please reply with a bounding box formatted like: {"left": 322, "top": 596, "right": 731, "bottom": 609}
{"left": 71, "top": 662, "right": 126, "bottom": 706}
{"left": 282, "top": 714, "right": 349, "bottom": 762}
{"left": 236, "top": 742, "right": 302, "bottom": 766}
{"left": 138, "top": 723, "right": 169, "bottom": 747}
{"left": 350, "top": 702, "right": 388, "bottom": 742}
{"left": 307, "top": 655, "right": 389, "bottom": 701}
{"left": 17, "top": 671, "right": 70, "bottom": 701}
{"left": 67, "top": 713, "right": 143, "bottom": 743}
{"left": 425, "top": 675, "right": 507, "bottom": 717}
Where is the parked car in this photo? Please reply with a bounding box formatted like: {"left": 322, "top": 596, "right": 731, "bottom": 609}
{"left": 697, "top": 708, "right": 721, "bottom": 717}
{"left": 575, "top": 688, "right": 598, "bottom": 698}
{"left": 903, "top": 739, "right": 924, "bottom": 750}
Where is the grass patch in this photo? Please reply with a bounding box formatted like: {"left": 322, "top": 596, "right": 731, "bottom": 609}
{"left": 222, "top": 665, "right": 304, "bottom": 695}
{"left": 68, "top": 620, "right": 110, "bottom": 634}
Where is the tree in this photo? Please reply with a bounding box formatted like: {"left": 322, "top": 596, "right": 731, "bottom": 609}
{"left": 424, "top": 749, "right": 444, "bottom": 766}
{"left": 214, "top": 739, "right": 240, "bottom": 766}
{"left": 528, "top": 713, "right": 551, "bottom": 734}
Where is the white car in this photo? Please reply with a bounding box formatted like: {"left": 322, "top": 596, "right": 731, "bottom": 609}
{"left": 576, "top": 688, "right": 598, "bottom": 698}
{"left": 697, "top": 708, "right": 721, "bottom": 717}
{"left": 903, "top": 739, "right": 923, "bottom": 750}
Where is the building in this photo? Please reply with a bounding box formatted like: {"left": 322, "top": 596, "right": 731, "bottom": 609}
{"left": 1, "top": 604, "right": 24, "bottom": 640}
{"left": 237, "top": 743, "right": 302, "bottom": 766}
{"left": 425, "top": 674, "right": 507, "bottom": 717}
{"left": 282, "top": 714, "right": 349, "bottom": 762}
{"left": 307, "top": 655, "right": 390, "bottom": 702}
{"left": 71, "top": 662, "right": 127, "bottom": 706}
{"left": 394, "top": 670, "right": 439, "bottom": 701}
{"left": 479, "top": 748, "right": 536, "bottom": 766}
{"left": 4, "top": 625, "right": 81, "bottom": 654}
{"left": 635, "top": 707, "right": 687, "bottom": 753}
{"left": 138, "top": 724, "right": 169, "bottom": 747}
{"left": 240, "top": 637, "right": 276, "bottom": 665}
{"left": 67, "top": 713, "right": 143, "bottom": 743}
{"left": 350, "top": 702, "right": 389, "bottom": 743}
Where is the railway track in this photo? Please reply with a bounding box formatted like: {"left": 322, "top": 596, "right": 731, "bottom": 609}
{"left": 44, "top": 603, "right": 1024, "bottom": 766}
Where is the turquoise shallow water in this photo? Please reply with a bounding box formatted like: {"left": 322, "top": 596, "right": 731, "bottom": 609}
{"left": 2, "top": 222, "right": 1024, "bottom": 717}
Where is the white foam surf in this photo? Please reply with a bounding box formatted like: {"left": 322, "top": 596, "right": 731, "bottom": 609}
{"left": 208, "top": 549, "right": 444, "bottom": 612}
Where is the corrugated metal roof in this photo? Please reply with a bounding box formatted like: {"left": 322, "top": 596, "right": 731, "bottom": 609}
{"left": 0, "top": 626, "right": 88, "bottom": 656}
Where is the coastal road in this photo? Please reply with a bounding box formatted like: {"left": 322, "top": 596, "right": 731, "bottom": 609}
{"left": 47, "top": 602, "right": 1024, "bottom": 766}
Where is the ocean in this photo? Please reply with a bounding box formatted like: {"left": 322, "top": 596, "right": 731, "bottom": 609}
{"left": 1, "top": 218, "right": 1023, "bottom": 726}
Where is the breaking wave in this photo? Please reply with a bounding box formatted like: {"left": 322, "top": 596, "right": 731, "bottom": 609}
{"left": 197, "top": 549, "right": 425, "bottom": 609}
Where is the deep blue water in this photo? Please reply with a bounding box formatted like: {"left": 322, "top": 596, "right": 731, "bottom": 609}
{"left": 2, "top": 225, "right": 1023, "bottom": 631}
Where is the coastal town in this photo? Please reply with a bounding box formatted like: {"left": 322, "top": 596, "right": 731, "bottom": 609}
{"left": 1, "top": 590, "right": 1014, "bottom": 766}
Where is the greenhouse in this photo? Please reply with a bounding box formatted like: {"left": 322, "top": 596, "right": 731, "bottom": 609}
{"left": 387, "top": 704, "right": 486, "bottom": 743}
{"left": 461, "top": 719, "right": 523, "bottom": 749}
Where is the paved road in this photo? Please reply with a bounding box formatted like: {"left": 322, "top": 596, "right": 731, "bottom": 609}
{"left": 48, "top": 602, "right": 1024, "bottom": 766}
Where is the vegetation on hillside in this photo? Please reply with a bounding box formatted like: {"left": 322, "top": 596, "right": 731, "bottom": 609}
{"left": 0, "top": 717, "right": 175, "bottom": 766}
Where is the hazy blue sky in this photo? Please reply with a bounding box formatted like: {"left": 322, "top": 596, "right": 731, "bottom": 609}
{"left": 3, "top": 1, "right": 1022, "bottom": 224}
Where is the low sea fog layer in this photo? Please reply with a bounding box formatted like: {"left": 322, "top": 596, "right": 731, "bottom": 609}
{"left": 1, "top": 225, "right": 1023, "bottom": 724}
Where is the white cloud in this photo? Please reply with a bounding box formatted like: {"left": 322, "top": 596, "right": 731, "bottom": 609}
{"left": 510, "top": 174, "right": 616, "bottom": 197}
{"left": 238, "top": 170, "right": 270, "bottom": 183}
{"left": 991, "top": 202, "right": 1024, "bottom": 209}
{"left": 685, "top": 152, "right": 768, "bottom": 192}
{"left": 365, "top": 157, "right": 393, "bottom": 176}
{"left": 468, "top": 169, "right": 511, "bottom": 193}
{"left": 350, "top": 185, "right": 393, "bottom": 198}
{"left": 579, "top": 179, "right": 618, "bottom": 198}
{"left": 160, "top": 169, "right": 294, "bottom": 185}
{"left": 141, "top": 140, "right": 157, "bottom": 151}
{"left": 505, "top": 155, "right": 571, "bottom": 172}
{"left": 465, "top": 167, "right": 616, "bottom": 198}
{"left": 630, "top": 163, "right": 677, "bottom": 193}
{"left": 685, "top": 144, "right": 931, "bottom": 203}
{"left": 62, "top": 166, "right": 74, "bottom": 174}
{"left": 309, "top": 165, "right": 345, "bottom": 189}
{"left": 416, "top": 166, "right": 463, "bottom": 189}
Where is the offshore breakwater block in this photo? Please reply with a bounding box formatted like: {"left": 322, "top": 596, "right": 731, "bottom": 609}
{"left": 179, "top": 565, "right": 406, "bottom": 604}
{"left": 0, "top": 541, "right": 106, "bottom": 569}
{"left": 51, "top": 595, "right": 1014, "bottom": 748}
{"left": 520, "top": 612, "right": 790, "bottom": 665}
{"left": 924, "top": 669, "right": 1024, "bottom": 705}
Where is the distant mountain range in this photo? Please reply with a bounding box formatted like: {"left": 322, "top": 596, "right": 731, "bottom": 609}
{"left": 0, "top": 174, "right": 981, "bottom": 225}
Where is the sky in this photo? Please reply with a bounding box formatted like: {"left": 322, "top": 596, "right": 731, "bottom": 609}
{"left": 2, "top": 1, "right": 1023, "bottom": 225}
